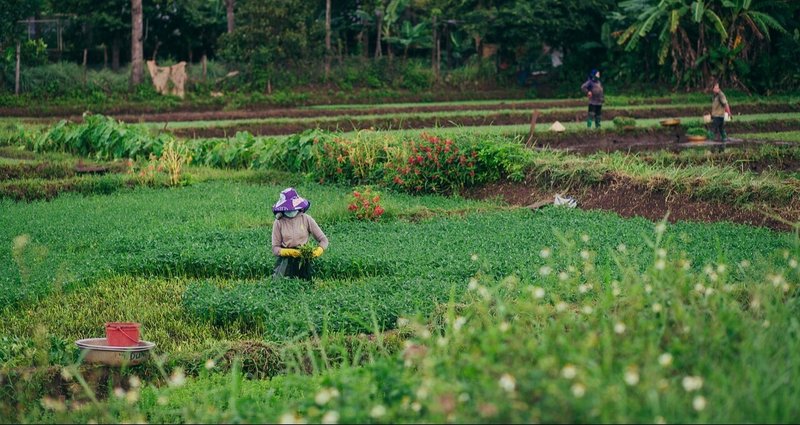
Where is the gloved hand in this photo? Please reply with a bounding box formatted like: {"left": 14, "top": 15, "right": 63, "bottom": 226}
{"left": 279, "top": 248, "right": 301, "bottom": 258}
{"left": 312, "top": 247, "right": 324, "bottom": 258}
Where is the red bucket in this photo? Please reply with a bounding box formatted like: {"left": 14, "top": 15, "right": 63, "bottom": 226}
{"left": 105, "top": 322, "right": 141, "bottom": 347}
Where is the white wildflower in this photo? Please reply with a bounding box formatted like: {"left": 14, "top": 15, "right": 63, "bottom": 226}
{"left": 617, "top": 243, "right": 627, "bottom": 252}
{"left": 315, "top": 388, "right": 334, "bottom": 406}
{"left": 499, "top": 373, "right": 516, "bottom": 392}
{"left": 693, "top": 395, "right": 707, "bottom": 411}
{"left": 681, "top": 376, "right": 703, "bottom": 392}
{"left": 651, "top": 303, "right": 662, "bottom": 313}
{"left": 580, "top": 250, "right": 590, "bottom": 260}
{"left": 205, "top": 359, "right": 216, "bottom": 370}
{"left": 322, "top": 411, "right": 340, "bottom": 424}
{"left": 558, "top": 271, "right": 569, "bottom": 281}
{"left": 655, "top": 260, "right": 666, "bottom": 271}
{"left": 658, "top": 353, "right": 673, "bottom": 367}
{"left": 581, "top": 234, "right": 590, "bottom": 243}
{"left": 561, "top": 365, "right": 577, "bottom": 380}
{"left": 614, "top": 322, "right": 626, "bottom": 335}
{"left": 571, "top": 383, "right": 586, "bottom": 398}
{"left": 468, "top": 278, "right": 479, "bottom": 291}
{"left": 279, "top": 412, "right": 306, "bottom": 424}
{"left": 624, "top": 368, "right": 640, "bottom": 386}
{"left": 539, "top": 266, "right": 552, "bottom": 276}
{"left": 540, "top": 248, "right": 551, "bottom": 258}
{"left": 370, "top": 405, "right": 387, "bottom": 419}
{"left": 453, "top": 316, "right": 467, "bottom": 331}
{"left": 169, "top": 368, "right": 186, "bottom": 387}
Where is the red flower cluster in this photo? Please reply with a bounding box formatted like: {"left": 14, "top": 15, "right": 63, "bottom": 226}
{"left": 385, "top": 133, "right": 477, "bottom": 193}
{"left": 348, "top": 187, "right": 385, "bottom": 221}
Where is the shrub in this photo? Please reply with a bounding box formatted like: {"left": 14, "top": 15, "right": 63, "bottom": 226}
{"left": 383, "top": 133, "right": 478, "bottom": 194}
{"left": 348, "top": 187, "right": 385, "bottom": 221}
{"left": 613, "top": 116, "right": 637, "bottom": 129}
{"left": 686, "top": 127, "right": 708, "bottom": 137}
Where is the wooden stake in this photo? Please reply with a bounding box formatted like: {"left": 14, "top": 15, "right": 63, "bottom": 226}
{"left": 15, "top": 42, "right": 20, "bottom": 96}
{"left": 526, "top": 109, "right": 541, "bottom": 147}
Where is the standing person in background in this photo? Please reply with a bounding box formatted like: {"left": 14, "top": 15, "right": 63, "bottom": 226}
{"left": 711, "top": 82, "right": 732, "bottom": 142}
{"left": 581, "top": 69, "right": 605, "bottom": 129}
{"left": 271, "top": 187, "right": 328, "bottom": 280}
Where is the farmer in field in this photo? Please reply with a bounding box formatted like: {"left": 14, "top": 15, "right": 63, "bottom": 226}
{"left": 581, "top": 68, "right": 604, "bottom": 129}
{"left": 271, "top": 187, "right": 328, "bottom": 280}
{"left": 711, "top": 82, "right": 732, "bottom": 142}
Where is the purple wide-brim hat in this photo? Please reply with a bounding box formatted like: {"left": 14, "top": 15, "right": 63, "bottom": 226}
{"left": 272, "top": 187, "right": 311, "bottom": 214}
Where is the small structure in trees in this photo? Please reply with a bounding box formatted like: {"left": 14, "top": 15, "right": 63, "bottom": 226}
{"left": 146, "top": 60, "right": 187, "bottom": 98}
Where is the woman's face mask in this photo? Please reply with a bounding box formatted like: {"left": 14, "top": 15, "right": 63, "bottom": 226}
{"left": 284, "top": 210, "right": 299, "bottom": 218}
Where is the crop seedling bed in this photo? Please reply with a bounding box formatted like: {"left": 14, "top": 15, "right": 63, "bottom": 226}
{"left": 168, "top": 103, "right": 800, "bottom": 138}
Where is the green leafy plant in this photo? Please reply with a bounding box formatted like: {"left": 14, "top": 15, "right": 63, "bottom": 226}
{"left": 686, "top": 127, "right": 708, "bottom": 137}
{"left": 613, "top": 116, "right": 637, "bottom": 129}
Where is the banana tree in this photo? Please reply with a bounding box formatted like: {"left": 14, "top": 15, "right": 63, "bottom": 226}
{"left": 617, "top": 0, "right": 728, "bottom": 89}
{"left": 381, "top": 0, "right": 410, "bottom": 61}
{"left": 385, "top": 20, "right": 431, "bottom": 60}
{"left": 710, "top": 0, "right": 786, "bottom": 89}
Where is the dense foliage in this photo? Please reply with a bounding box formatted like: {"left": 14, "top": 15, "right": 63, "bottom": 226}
{"left": 2, "top": 0, "right": 798, "bottom": 97}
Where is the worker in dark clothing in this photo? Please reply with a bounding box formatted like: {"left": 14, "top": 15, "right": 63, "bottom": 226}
{"left": 581, "top": 69, "right": 605, "bottom": 129}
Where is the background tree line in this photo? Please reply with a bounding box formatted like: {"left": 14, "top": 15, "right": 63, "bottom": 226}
{"left": 1, "top": 0, "right": 798, "bottom": 97}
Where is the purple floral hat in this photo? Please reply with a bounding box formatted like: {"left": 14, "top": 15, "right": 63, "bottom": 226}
{"left": 272, "top": 187, "right": 311, "bottom": 214}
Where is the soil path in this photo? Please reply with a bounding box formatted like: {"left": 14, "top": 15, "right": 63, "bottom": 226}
{"left": 464, "top": 175, "right": 799, "bottom": 232}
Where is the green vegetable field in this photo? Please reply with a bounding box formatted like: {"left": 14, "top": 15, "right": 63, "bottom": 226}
{"left": 1, "top": 96, "right": 798, "bottom": 423}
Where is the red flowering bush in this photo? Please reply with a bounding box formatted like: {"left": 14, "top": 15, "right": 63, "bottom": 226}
{"left": 383, "top": 133, "right": 477, "bottom": 194}
{"left": 347, "top": 187, "right": 385, "bottom": 221}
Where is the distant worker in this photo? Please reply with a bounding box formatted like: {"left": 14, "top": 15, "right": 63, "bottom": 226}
{"left": 271, "top": 187, "right": 328, "bottom": 280}
{"left": 710, "top": 82, "right": 732, "bottom": 142}
{"left": 581, "top": 68, "right": 604, "bottom": 129}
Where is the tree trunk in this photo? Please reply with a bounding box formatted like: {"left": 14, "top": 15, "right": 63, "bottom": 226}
{"left": 112, "top": 37, "right": 120, "bottom": 71}
{"left": 325, "top": 0, "right": 331, "bottom": 79}
{"left": 15, "top": 42, "right": 21, "bottom": 96}
{"left": 103, "top": 44, "right": 108, "bottom": 69}
{"left": 152, "top": 39, "right": 161, "bottom": 61}
{"left": 130, "top": 0, "right": 144, "bottom": 87}
{"left": 83, "top": 48, "right": 88, "bottom": 86}
{"left": 226, "top": 0, "right": 235, "bottom": 33}
{"left": 201, "top": 53, "right": 207, "bottom": 82}
{"left": 375, "top": 10, "right": 383, "bottom": 59}
{"left": 431, "top": 15, "right": 438, "bottom": 81}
